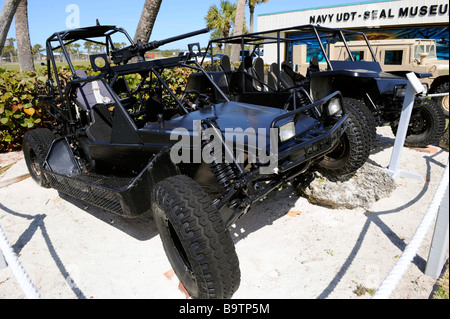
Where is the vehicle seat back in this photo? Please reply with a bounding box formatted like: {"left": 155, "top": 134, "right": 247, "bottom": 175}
{"left": 220, "top": 55, "right": 231, "bottom": 72}
{"left": 281, "top": 61, "right": 306, "bottom": 89}
{"left": 253, "top": 57, "right": 265, "bottom": 84}
{"left": 267, "top": 63, "right": 279, "bottom": 90}
{"left": 307, "top": 56, "right": 320, "bottom": 77}
{"left": 74, "top": 69, "right": 114, "bottom": 111}
{"left": 86, "top": 103, "right": 113, "bottom": 142}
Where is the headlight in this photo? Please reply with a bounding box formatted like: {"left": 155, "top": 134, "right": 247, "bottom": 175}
{"left": 279, "top": 121, "right": 295, "bottom": 142}
{"left": 327, "top": 98, "right": 342, "bottom": 116}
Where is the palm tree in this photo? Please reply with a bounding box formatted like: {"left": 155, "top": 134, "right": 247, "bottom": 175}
{"left": 248, "top": 0, "right": 269, "bottom": 34}
{"left": 32, "top": 44, "right": 43, "bottom": 61}
{"left": 4, "top": 37, "right": 16, "bottom": 62}
{"left": 205, "top": 0, "right": 236, "bottom": 56}
{"left": 2, "top": 42, "right": 15, "bottom": 63}
{"left": 84, "top": 41, "right": 93, "bottom": 55}
{"left": 230, "top": 0, "right": 246, "bottom": 62}
{"left": 134, "top": 0, "right": 163, "bottom": 43}
{"left": 73, "top": 43, "right": 81, "bottom": 60}
{"left": 0, "top": 0, "right": 21, "bottom": 55}
{"left": 15, "top": 0, "right": 34, "bottom": 71}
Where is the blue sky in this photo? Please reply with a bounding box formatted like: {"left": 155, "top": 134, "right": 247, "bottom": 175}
{"left": 2, "top": 0, "right": 370, "bottom": 50}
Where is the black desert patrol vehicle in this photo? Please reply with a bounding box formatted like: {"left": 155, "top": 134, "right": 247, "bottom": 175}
{"left": 202, "top": 25, "right": 446, "bottom": 153}
{"left": 24, "top": 24, "right": 356, "bottom": 298}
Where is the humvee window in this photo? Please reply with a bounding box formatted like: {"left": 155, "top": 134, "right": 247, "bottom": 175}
{"left": 384, "top": 50, "right": 403, "bottom": 65}
{"left": 351, "top": 51, "right": 365, "bottom": 61}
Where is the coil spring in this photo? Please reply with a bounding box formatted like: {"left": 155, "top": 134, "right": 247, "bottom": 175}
{"left": 296, "top": 91, "right": 317, "bottom": 118}
{"left": 296, "top": 91, "right": 311, "bottom": 108}
{"left": 210, "top": 160, "right": 236, "bottom": 190}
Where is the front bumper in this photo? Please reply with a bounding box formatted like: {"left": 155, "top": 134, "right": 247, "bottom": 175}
{"left": 271, "top": 91, "right": 348, "bottom": 173}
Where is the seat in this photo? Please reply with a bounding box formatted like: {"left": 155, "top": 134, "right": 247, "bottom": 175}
{"left": 306, "top": 56, "right": 320, "bottom": 77}
{"left": 85, "top": 103, "right": 113, "bottom": 142}
{"left": 282, "top": 62, "right": 305, "bottom": 84}
{"left": 73, "top": 70, "right": 114, "bottom": 142}
{"left": 74, "top": 69, "right": 114, "bottom": 111}
{"left": 253, "top": 57, "right": 265, "bottom": 84}
{"left": 220, "top": 55, "right": 231, "bottom": 72}
{"left": 267, "top": 63, "right": 280, "bottom": 90}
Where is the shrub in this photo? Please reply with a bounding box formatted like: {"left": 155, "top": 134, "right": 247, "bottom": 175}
{"left": 0, "top": 70, "right": 49, "bottom": 152}
{"left": 0, "top": 65, "right": 196, "bottom": 152}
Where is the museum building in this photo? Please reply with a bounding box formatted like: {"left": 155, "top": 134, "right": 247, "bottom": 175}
{"left": 257, "top": 0, "right": 449, "bottom": 64}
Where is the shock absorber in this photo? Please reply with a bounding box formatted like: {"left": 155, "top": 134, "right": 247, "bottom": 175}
{"left": 210, "top": 160, "right": 236, "bottom": 191}
{"left": 296, "top": 87, "right": 320, "bottom": 118}
{"left": 201, "top": 118, "right": 238, "bottom": 192}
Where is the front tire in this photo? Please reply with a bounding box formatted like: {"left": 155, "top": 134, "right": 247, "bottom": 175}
{"left": 151, "top": 175, "right": 240, "bottom": 299}
{"left": 23, "top": 128, "right": 55, "bottom": 188}
{"left": 319, "top": 97, "right": 374, "bottom": 176}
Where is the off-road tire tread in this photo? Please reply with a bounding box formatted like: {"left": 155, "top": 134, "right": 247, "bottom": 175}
{"left": 319, "top": 97, "right": 374, "bottom": 175}
{"left": 23, "top": 128, "right": 55, "bottom": 188}
{"left": 152, "top": 175, "right": 240, "bottom": 299}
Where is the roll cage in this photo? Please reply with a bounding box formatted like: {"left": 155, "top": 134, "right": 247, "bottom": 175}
{"left": 205, "top": 24, "right": 380, "bottom": 91}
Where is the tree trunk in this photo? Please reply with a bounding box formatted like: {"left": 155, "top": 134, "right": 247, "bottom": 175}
{"left": 230, "top": 0, "right": 246, "bottom": 63}
{"left": 134, "top": 0, "right": 163, "bottom": 43}
{"left": 249, "top": 7, "right": 255, "bottom": 34}
{"left": 15, "top": 0, "right": 34, "bottom": 71}
{"left": 0, "top": 0, "right": 21, "bottom": 55}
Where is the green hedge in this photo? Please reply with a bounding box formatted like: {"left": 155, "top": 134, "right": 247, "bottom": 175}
{"left": 0, "top": 65, "right": 197, "bottom": 153}
{"left": 0, "top": 69, "right": 50, "bottom": 152}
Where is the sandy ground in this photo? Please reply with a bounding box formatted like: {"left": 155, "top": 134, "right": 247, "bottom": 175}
{"left": 0, "top": 126, "right": 448, "bottom": 299}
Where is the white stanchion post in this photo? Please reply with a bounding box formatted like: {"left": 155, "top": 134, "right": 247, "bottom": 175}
{"left": 384, "top": 72, "right": 426, "bottom": 181}
{"left": 425, "top": 183, "right": 449, "bottom": 280}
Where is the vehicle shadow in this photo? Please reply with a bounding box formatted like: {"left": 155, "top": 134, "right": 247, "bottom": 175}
{"left": 0, "top": 202, "right": 87, "bottom": 299}
{"left": 58, "top": 192, "right": 159, "bottom": 242}
{"left": 227, "top": 186, "right": 299, "bottom": 244}
{"left": 317, "top": 150, "right": 445, "bottom": 299}
{"left": 225, "top": 138, "right": 446, "bottom": 298}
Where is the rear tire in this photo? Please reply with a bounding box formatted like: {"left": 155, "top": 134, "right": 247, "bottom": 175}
{"left": 319, "top": 97, "right": 374, "bottom": 176}
{"left": 152, "top": 175, "right": 240, "bottom": 299}
{"left": 23, "top": 128, "right": 55, "bottom": 188}
{"left": 391, "top": 99, "right": 446, "bottom": 147}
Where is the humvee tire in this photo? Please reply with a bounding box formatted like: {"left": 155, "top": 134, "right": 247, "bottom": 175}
{"left": 152, "top": 175, "right": 240, "bottom": 299}
{"left": 23, "top": 128, "right": 55, "bottom": 188}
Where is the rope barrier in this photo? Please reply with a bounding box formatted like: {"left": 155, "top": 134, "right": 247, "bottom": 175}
{"left": 372, "top": 159, "right": 450, "bottom": 299}
{"left": 0, "top": 223, "right": 41, "bottom": 299}
{"left": 425, "top": 92, "right": 449, "bottom": 98}
{"left": 424, "top": 92, "right": 448, "bottom": 97}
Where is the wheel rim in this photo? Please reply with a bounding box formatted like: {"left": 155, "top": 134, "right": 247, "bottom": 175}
{"left": 153, "top": 205, "right": 197, "bottom": 290}
{"left": 409, "top": 110, "right": 431, "bottom": 136}
{"left": 165, "top": 216, "right": 194, "bottom": 275}
{"left": 442, "top": 95, "right": 449, "bottom": 113}
{"left": 29, "top": 149, "right": 42, "bottom": 178}
{"left": 321, "top": 136, "right": 350, "bottom": 169}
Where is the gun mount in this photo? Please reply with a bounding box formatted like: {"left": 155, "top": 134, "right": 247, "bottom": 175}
{"left": 111, "top": 27, "right": 210, "bottom": 65}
